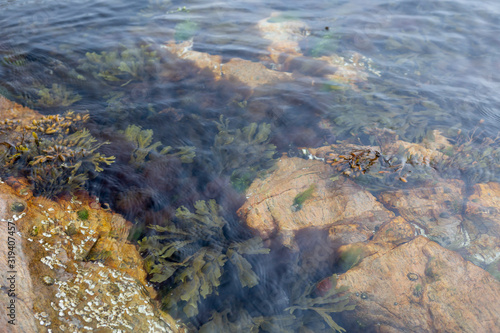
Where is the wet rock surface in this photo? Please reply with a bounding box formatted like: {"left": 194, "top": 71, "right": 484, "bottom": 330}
{"left": 237, "top": 156, "right": 395, "bottom": 247}
{"left": 379, "top": 179, "right": 466, "bottom": 249}
{"left": 163, "top": 12, "right": 375, "bottom": 92}
{"left": 462, "top": 182, "right": 500, "bottom": 267}
{"left": 0, "top": 95, "right": 41, "bottom": 123}
{"left": 163, "top": 40, "right": 293, "bottom": 89}
{"left": 337, "top": 236, "right": 500, "bottom": 333}
{"left": 238, "top": 138, "right": 500, "bottom": 331}
{"left": 0, "top": 179, "right": 184, "bottom": 333}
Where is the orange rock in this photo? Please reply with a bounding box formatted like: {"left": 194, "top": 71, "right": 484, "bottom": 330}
{"left": 237, "top": 156, "right": 394, "bottom": 248}
{"left": 337, "top": 236, "right": 500, "bottom": 332}
{"left": 256, "top": 13, "right": 308, "bottom": 64}
{"left": 163, "top": 40, "right": 292, "bottom": 89}
{"left": 0, "top": 180, "right": 184, "bottom": 333}
{"left": 0, "top": 95, "right": 41, "bottom": 124}
{"left": 379, "top": 179, "right": 467, "bottom": 248}
{"left": 462, "top": 182, "right": 500, "bottom": 265}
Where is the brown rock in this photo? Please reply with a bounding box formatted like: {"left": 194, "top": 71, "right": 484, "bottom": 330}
{"left": 379, "top": 179, "right": 467, "bottom": 248}
{"left": 0, "top": 184, "right": 39, "bottom": 331}
{"left": 465, "top": 182, "right": 500, "bottom": 237}
{"left": 237, "top": 156, "right": 394, "bottom": 247}
{"left": 256, "top": 12, "right": 309, "bottom": 64}
{"left": 163, "top": 40, "right": 223, "bottom": 80}
{"left": 462, "top": 182, "right": 500, "bottom": 265}
{"left": 162, "top": 40, "right": 292, "bottom": 88}
{"left": 337, "top": 236, "right": 500, "bottom": 333}
{"left": 222, "top": 58, "right": 292, "bottom": 88}
{"left": 373, "top": 216, "right": 416, "bottom": 245}
{"left": 0, "top": 179, "right": 184, "bottom": 333}
{"left": 0, "top": 95, "right": 41, "bottom": 124}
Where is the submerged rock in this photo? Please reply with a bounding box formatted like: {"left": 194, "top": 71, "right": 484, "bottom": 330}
{"left": 462, "top": 182, "right": 500, "bottom": 265}
{"left": 237, "top": 156, "right": 394, "bottom": 248}
{"left": 163, "top": 12, "right": 377, "bottom": 92}
{"left": 336, "top": 236, "right": 500, "bottom": 333}
{"left": 379, "top": 179, "right": 467, "bottom": 249}
{"left": 162, "top": 40, "right": 292, "bottom": 89}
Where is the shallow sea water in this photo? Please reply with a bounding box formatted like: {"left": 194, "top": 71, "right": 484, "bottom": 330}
{"left": 1, "top": 0, "right": 500, "bottom": 331}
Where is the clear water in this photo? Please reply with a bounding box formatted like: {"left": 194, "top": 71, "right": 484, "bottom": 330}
{"left": 1, "top": 0, "right": 500, "bottom": 331}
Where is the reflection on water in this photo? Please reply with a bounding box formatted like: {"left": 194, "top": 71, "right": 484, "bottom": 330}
{"left": 1, "top": 0, "right": 500, "bottom": 331}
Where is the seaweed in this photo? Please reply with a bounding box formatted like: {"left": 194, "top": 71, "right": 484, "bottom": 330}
{"left": 0, "top": 112, "right": 115, "bottom": 197}
{"left": 174, "top": 21, "right": 199, "bottom": 41}
{"left": 36, "top": 83, "right": 81, "bottom": 107}
{"left": 122, "top": 124, "right": 195, "bottom": 169}
{"left": 435, "top": 129, "right": 500, "bottom": 185}
{"left": 77, "top": 208, "right": 89, "bottom": 220}
{"left": 199, "top": 308, "right": 298, "bottom": 333}
{"left": 292, "top": 184, "right": 316, "bottom": 211}
{"left": 78, "top": 44, "right": 160, "bottom": 86}
{"left": 199, "top": 274, "right": 355, "bottom": 333}
{"left": 212, "top": 116, "right": 277, "bottom": 191}
{"left": 286, "top": 274, "right": 355, "bottom": 333}
{"left": 139, "top": 200, "right": 269, "bottom": 318}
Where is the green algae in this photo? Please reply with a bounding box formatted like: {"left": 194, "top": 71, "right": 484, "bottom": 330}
{"left": 212, "top": 115, "right": 277, "bottom": 192}
{"left": 77, "top": 208, "right": 89, "bottom": 220}
{"left": 292, "top": 184, "right": 316, "bottom": 211}
{"left": 78, "top": 44, "right": 159, "bottom": 86}
{"left": 123, "top": 124, "right": 195, "bottom": 168}
{"left": 338, "top": 245, "right": 363, "bottom": 272}
{"left": 174, "top": 21, "right": 199, "bottom": 41}
{"left": 36, "top": 83, "right": 81, "bottom": 107}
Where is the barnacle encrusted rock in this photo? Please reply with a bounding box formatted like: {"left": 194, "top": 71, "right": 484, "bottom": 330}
{"left": 0, "top": 179, "right": 184, "bottom": 333}
{"left": 237, "top": 155, "right": 394, "bottom": 248}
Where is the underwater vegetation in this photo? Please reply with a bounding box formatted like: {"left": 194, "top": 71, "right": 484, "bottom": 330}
{"left": 175, "top": 21, "right": 200, "bottom": 41}
{"left": 36, "top": 83, "right": 81, "bottom": 108}
{"left": 139, "top": 199, "right": 269, "bottom": 318}
{"left": 286, "top": 274, "right": 355, "bottom": 333}
{"left": 292, "top": 184, "right": 316, "bottom": 211}
{"left": 323, "top": 81, "right": 450, "bottom": 142}
{"left": 78, "top": 44, "right": 160, "bottom": 87}
{"left": 436, "top": 129, "right": 500, "bottom": 185}
{"left": 212, "top": 116, "right": 277, "bottom": 192}
{"left": 122, "top": 124, "right": 195, "bottom": 169}
{"left": 0, "top": 112, "right": 115, "bottom": 197}
{"left": 199, "top": 274, "right": 354, "bottom": 333}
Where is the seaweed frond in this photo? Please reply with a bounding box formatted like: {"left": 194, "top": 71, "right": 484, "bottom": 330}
{"left": 78, "top": 44, "right": 160, "bottom": 86}
{"left": 286, "top": 274, "right": 355, "bottom": 333}
{"left": 0, "top": 111, "right": 114, "bottom": 197}
{"left": 36, "top": 83, "right": 81, "bottom": 107}
{"left": 212, "top": 115, "right": 277, "bottom": 192}
{"left": 123, "top": 124, "right": 195, "bottom": 168}
{"left": 139, "top": 199, "right": 269, "bottom": 318}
